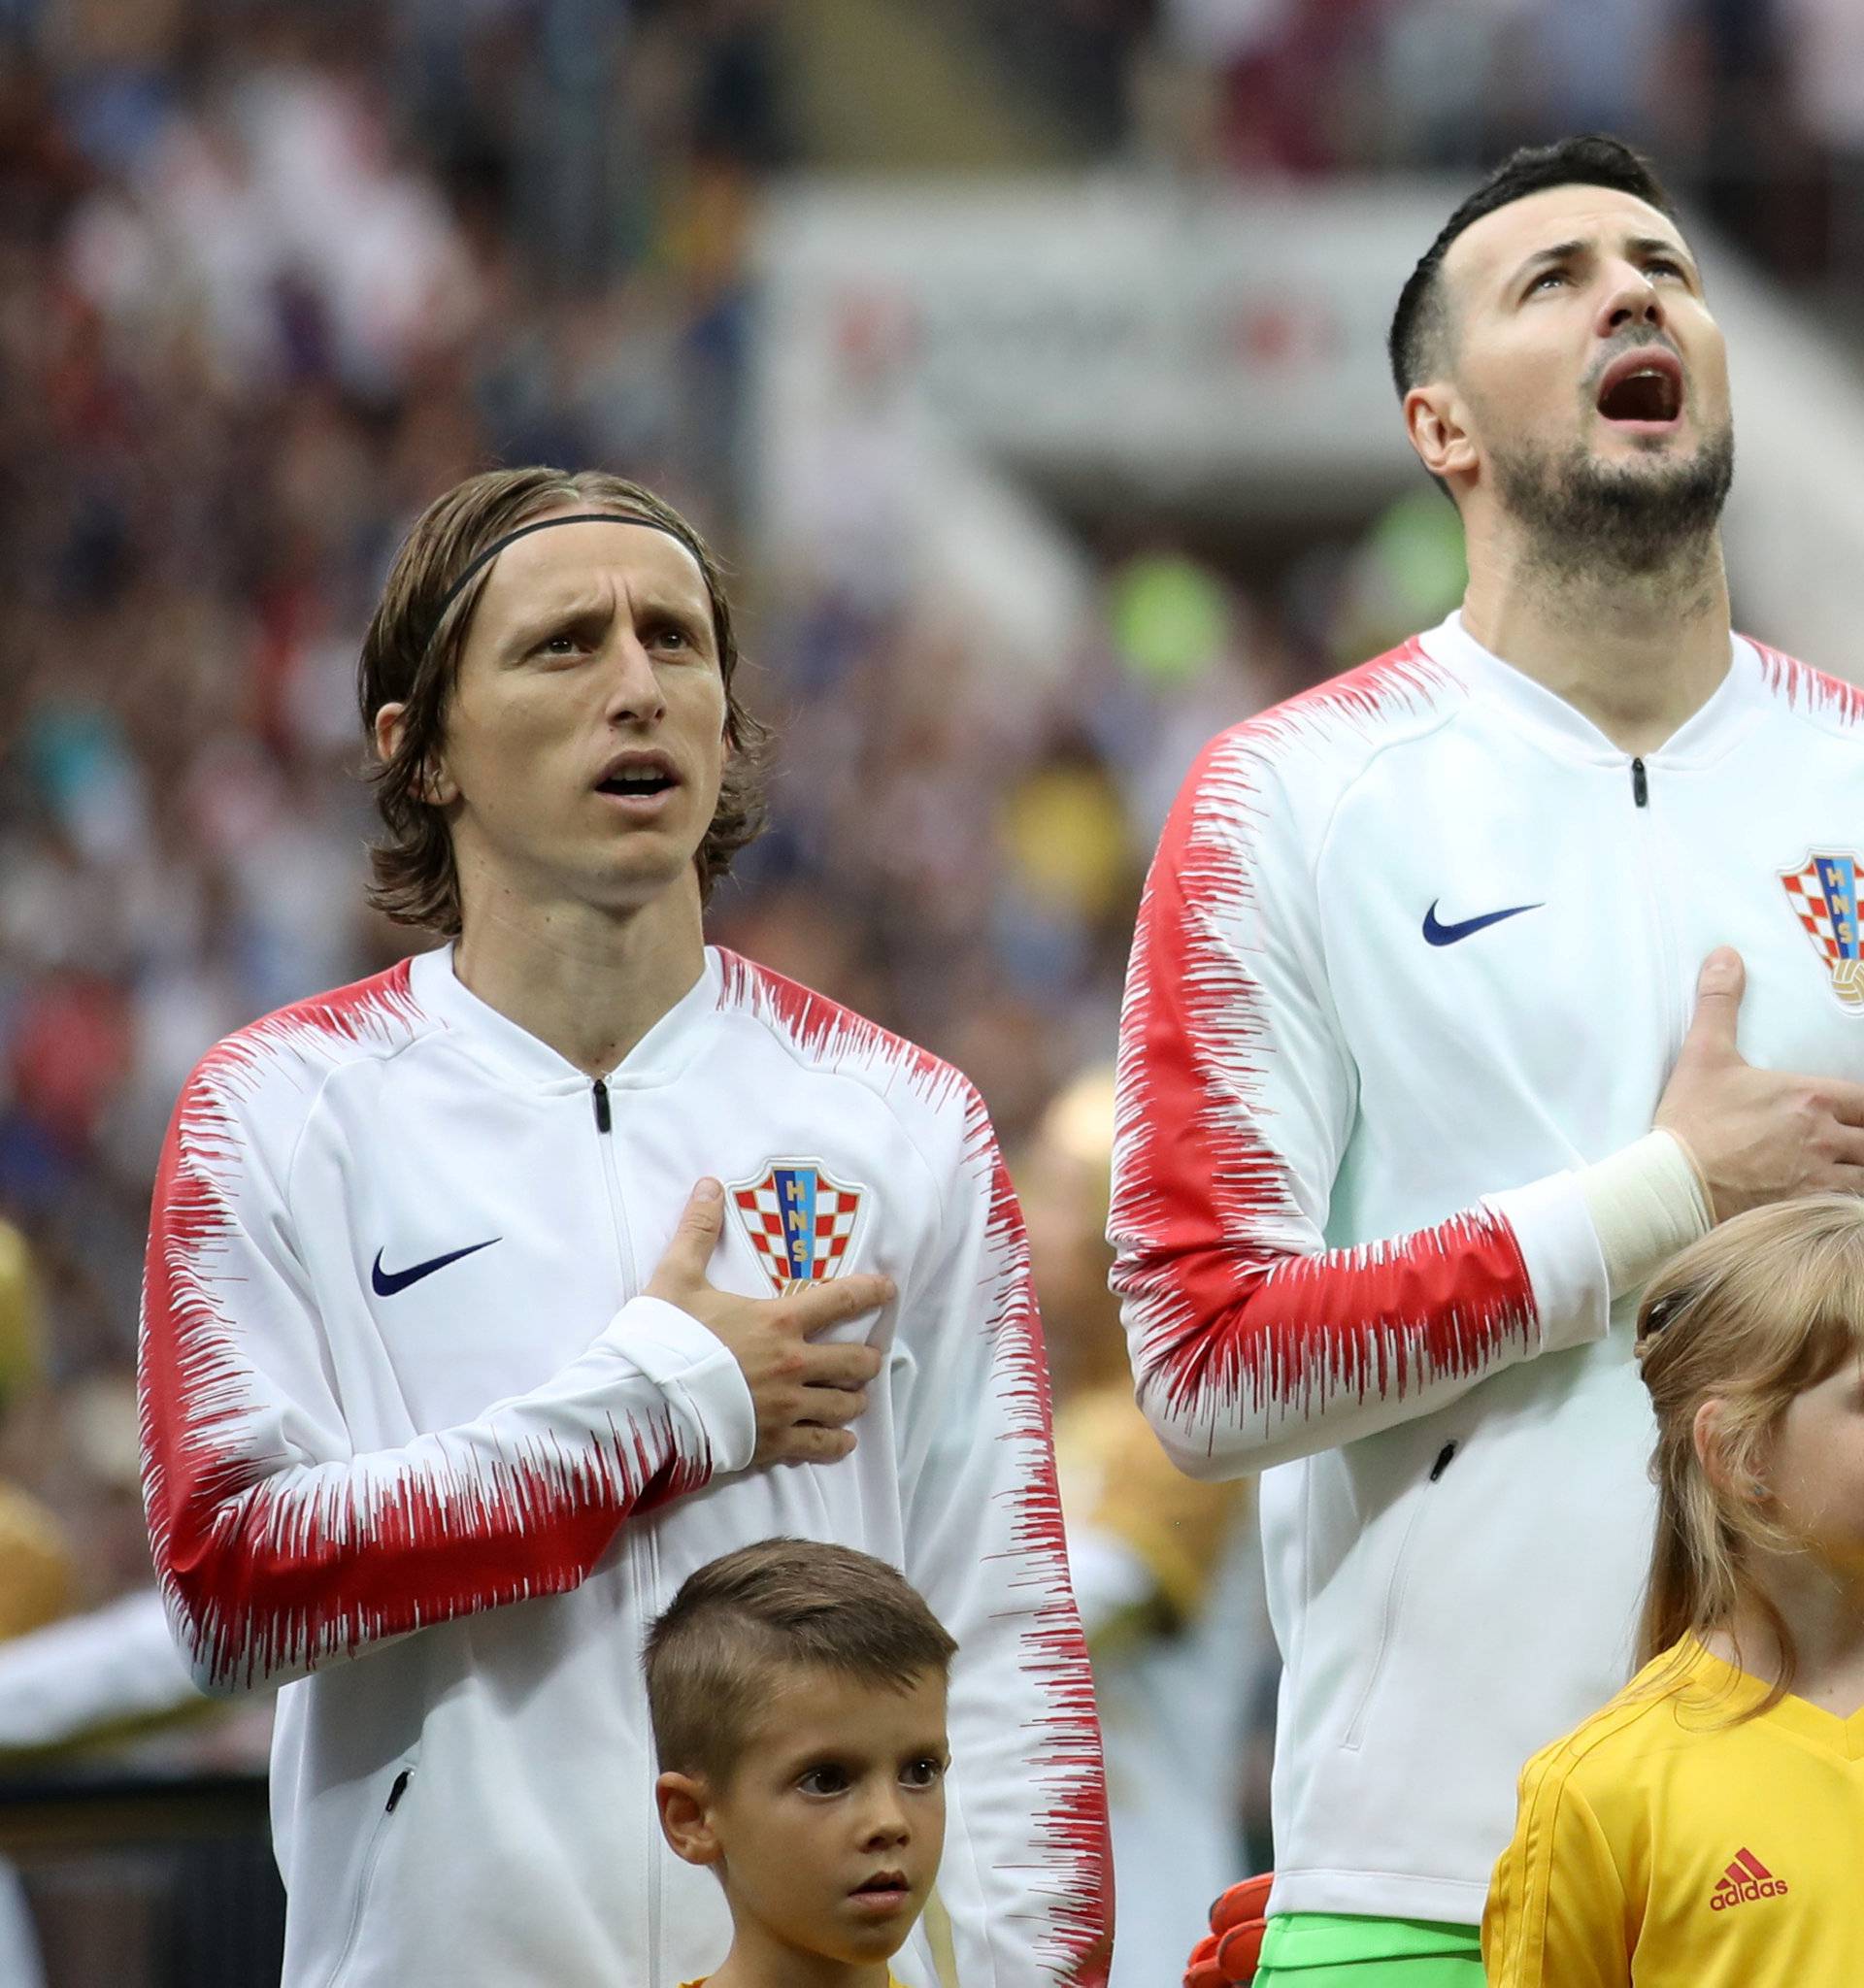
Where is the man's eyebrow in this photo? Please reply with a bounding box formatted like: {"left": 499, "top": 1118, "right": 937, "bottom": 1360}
{"left": 1626, "top": 233, "right": 1693, "bottom": 266}
{"left": 636, "top": 588, "right": 710, "bottom": 621}
{"left": 1506, "top": 233, "right": 1694, "bottom": 292}
{"left": 502, "top": 587, "right": 716, "bottom": 653}
{"left": 502, "top": 588, "right": 611, "bottom": 639}
{"left": 634, "top": 591, "right": 716, "bottom": 642}
{"left": 1508, "top": 240, "right": 1587, "bottom": 288}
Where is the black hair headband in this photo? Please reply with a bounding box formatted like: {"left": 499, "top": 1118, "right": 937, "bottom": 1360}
{"left": 421, "top": 512, "right": 686, "bottom": 654}
{"left": 1640, "top": 1285, "right": 1694, "bottom": 1341}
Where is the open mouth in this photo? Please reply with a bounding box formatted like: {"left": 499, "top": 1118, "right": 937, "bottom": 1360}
{"left": 1595, "top": 349, "right": 1683, "bottom": 426}
{"left": 595, "top": 752, "right": 679, "bottom": 801}
{"left": 597, "top": 772, "right": 676, "bottom": 798}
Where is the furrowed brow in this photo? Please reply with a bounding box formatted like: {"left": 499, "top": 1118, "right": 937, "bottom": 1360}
{"left": 501, "top": 589, "right": 612, "bottom": 650}
{"left": 639, "top": 592, "right": 716, "bottom": 648}
{"left": 1509, "top": 239, "right": 1587, "bottom": 292}
{"left": 1626, "top": 233, "right": 1695, "bottom": 270}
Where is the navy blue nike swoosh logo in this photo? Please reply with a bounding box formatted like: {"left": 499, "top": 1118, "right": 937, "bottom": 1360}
{"left": 371, "top": 1238, "right": 500, "bottom": 1297}
{"left": 1422, "top": 899, "right": 1544, "bottom": 946}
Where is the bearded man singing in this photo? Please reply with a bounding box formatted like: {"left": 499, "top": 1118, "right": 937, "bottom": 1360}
{"left": 1113, "top": 135, "right": 1864, "bottom": 1988}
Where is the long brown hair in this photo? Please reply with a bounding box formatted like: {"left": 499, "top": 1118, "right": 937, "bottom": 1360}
{"left": 1634, "top": 1195, "right": 1864, "bottom": 1715}
{"left": 357, "top": 466, "right": 769, "bottom": 932}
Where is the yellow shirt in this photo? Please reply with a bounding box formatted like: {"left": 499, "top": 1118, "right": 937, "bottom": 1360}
{"left": 1483, "top": 1637, "right": 1864, "bottom": 1987}
{"left": 0, "top": 1479, "right": 70, "bottom": 1642}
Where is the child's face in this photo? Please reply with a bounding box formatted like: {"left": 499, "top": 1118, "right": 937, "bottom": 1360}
{"left": 1765, "top": 1351, "right": 1864, "bottom": 1577}
{"left": 699, "top": 1662, "right": 949, "bottom": 1967}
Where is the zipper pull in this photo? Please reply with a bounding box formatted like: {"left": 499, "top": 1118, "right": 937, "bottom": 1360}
{"left": 1631, "top": 757, "right": 1648, "bottom": 808}
{"left": 385, "top": 1769, "right": 411, "bottom": 1814}
{"left": 592, "top": 1077, "right": 612, "bottom": 1134}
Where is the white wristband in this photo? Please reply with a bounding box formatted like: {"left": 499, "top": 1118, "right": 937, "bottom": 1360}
{"left": 1576, "top": 1131, "right": 1713, "bottom": 1302}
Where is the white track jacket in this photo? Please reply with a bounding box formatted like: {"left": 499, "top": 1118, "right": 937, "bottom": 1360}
{"left": 1111, "top": 613, "right": 1864, "bottom": 1928}
{"left": 140, "top": 945, "right": 1110, "bottom": 1988}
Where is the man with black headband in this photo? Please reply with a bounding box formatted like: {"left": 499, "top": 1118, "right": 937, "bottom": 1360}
{"left": 139, "top": 467, "right": 1110, "bottom": 1988}
{"left": 1111, "top": 137, "right": 1864, "bottom": 1987}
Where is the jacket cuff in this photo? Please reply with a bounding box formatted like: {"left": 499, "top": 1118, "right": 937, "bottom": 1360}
{"left": 1481, "top": 1170, "right": 1612, "bottom": 1355}
{"left": 609, "top": 1296, "right": 756, "bottom": 1474}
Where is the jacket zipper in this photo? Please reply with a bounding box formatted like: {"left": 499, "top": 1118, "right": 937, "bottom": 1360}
{"left": 320, "top": 1764, "right": 415, "bottom": 1988}
{"left": 1628, "top": 757, "right": 1690, "bottom": 1049}
{"left": 590, "top": 1074, "right": 663, "bottom": 1978}
{"left": 646, "top": 1522, "right": 664, "bottom": 1983}
{"left": 589, "top": 1076, "right": 633, "bottom": 1273}
{"left": 1341, "top": 1443, "right": 1458, "bottom": 1750}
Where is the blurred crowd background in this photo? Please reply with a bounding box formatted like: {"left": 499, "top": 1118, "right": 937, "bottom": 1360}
{"left": 1, "top": 1, "right": 1862, "bottom": 1982}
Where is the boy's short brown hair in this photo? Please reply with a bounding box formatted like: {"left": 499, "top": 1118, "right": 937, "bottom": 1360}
{"left": 356, "top": 465, "right": 769, "bottom": 933}
{"left": 644, "top": 1539, "right": 958, "bottom": 1788}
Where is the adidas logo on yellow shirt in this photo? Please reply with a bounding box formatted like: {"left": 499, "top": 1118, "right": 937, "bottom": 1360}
{"left": 1709, "top": 1848, "right": 1789, "bottom": 1911}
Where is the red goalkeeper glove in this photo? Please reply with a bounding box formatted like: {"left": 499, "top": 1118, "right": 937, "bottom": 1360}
{"left": 1183, "top": 1872, "right": 1274, "bottom": 1988}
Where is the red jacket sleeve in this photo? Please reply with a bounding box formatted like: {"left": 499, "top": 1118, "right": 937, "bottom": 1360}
{"left": 1110, "top": 724, "right": 1597, "bottom": 1475}
{"left": 896, "top": 1089, "right": 1111, "bottom": 1985}
{"left": 139, "top": 990, "right": 749, "bottom": 1694}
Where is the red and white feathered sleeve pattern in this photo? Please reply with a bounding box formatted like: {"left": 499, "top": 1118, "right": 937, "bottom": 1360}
{"left": 1112, "top": 705, "right": 1598, "bottom": 1477}
{"left": 139, "top": 970, "right": 748, "bottom": 1696}
{"left": 898, "top": 1093, "right": 1111, "bottom": 1988}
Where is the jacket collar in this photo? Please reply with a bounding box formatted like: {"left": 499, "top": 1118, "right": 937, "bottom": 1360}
{"left": 409, "top": 943, "right": 722, "bottom": 1092}
{"left": 1417, "top": 610, "right": 1765, "bottom": 770}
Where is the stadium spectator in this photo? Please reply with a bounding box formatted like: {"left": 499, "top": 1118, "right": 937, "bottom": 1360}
{"left": 0, "top": 1221, "right": 69, "bottom": 1645}
{"left": 0, "top": 1219, "right": 73, "bottom": 1988}
{"left": 0, "top": 1236, "right": 206, "bottom": 1769}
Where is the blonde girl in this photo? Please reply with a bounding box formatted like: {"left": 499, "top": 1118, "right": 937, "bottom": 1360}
{"left": 1482, "top": 1195, "right": 1864, "bottom": 1988}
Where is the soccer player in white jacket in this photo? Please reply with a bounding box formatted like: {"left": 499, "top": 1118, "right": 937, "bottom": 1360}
{"left": 138, "top": 468, "right": 1111, "bottom": 1988}
{"left": 1112, "top": 136, "right": 1864, "bottom": 1988}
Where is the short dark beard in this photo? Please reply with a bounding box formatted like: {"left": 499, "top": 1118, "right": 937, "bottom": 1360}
{"left": 1492, "top": 424, "right": 1735, "bottom": 581}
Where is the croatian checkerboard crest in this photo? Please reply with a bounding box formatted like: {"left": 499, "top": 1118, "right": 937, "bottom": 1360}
{"left": 730, "top": 1161, "right": 868, "bottom": 1294}
{"left": 1781, "top": 852, "right": 1864, "bottom": 1011}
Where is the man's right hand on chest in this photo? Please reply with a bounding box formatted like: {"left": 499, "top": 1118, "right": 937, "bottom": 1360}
{"left": 1656, "top": 947, "right": 1864, "bottom": 1221}
{"left": 647, "top": 1179, "right": 892, "bottom": 1467}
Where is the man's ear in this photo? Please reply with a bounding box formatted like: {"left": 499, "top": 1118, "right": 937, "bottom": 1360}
{"left": 656, "top": 1771, "right": 723, "bottom": 1867}
{"left": 373, "top": 702, "right": 406, "bottom": 769}
{"left": 1404, "top": 381, "right": 1478, "bottom": 485}
{"left": 374, "top": 702, "right": 457, "bottom": 807}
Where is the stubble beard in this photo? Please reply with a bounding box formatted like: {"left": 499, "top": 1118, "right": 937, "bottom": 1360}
{"left": 1491, "top": 423, "right": 1736, "bottom": 589}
